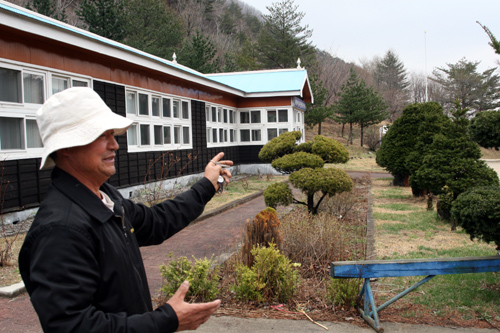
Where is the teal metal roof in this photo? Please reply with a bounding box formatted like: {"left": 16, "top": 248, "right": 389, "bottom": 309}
{"left": 206, "top": 70, "right": 308, "bottom": 94}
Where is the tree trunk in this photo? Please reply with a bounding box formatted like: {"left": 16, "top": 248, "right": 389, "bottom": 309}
{"left": 341, "top": 123, "right": 345, "bottom": 137}
{"left": 307, "top": 194, "right": 316, "bottom": 214}
{"left": 360, "top": 125, "right": 364, "bottom": 147}
{"left": 349, "top": 122, "right": 353, "bottom": 145}
{"left": 318, "top": 122, "right": 322, "bottom": 135}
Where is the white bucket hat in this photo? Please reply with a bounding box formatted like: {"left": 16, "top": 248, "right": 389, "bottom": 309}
{"left": 37, "top": 87, "right": 133, "bottom": 170}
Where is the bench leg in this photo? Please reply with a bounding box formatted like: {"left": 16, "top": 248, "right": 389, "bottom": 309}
{"left": 359, "top": 278, "right": 384, "bottom": 332}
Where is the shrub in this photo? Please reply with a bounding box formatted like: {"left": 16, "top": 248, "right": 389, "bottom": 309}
{"left": 469, "top": 110, "right": 500, "bottom": 150}
{"left": 241, "top": 208, "right": 283, "bottom": 267}
{"left": 451, "top": 186, "right": 500, "bottom": 249}
{"left": 311, "top": 135, "right": 349, "bottom": 164}
{"left": 233, "top": 243, "right": 299, "bottom": 303}
{"left": 160, "top": 254, "right": 220, "bottom": 302}
{"left": 326, "top": 277, "right": 362, "bottom": 309}
{"left": 263, "top": 182, "right": 293, "bottom": 209}
{"left": 258, "top": 131, "right": 302, "bottom": 163}
{"left": 294, "top": 141, "right": 313, "bottom": 153}
{"left": 271, "top": 152, "right": 324, "bottom": 174}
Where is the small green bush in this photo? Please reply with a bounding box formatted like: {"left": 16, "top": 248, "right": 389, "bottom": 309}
{"left": 294, "top": 141, "right": 313, "bottom": 153}
{"left": 451, "top": 186, "right": 500, "bottom": 248}
{"left": 326, "top": 277, "right": 362, "bottom": 309}
{"left": 160, "top": 254, "right": 220, "bottom": 302}
{"left": 258, "top": 131, "right": 302, "bottom": 163}
{"left": 264, "top": 182, "right": 293, "bottom": 209}
{"left": 311, "top": 135, "right": 349, "bottom": 164}
{"left": 233, "top": 243, "right": 299, "bottom": 303}
{"left": 271, "top": 151, "right": 324, "bottom": 174}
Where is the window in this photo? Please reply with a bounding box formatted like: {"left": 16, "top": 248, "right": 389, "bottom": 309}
{"left": 0, "top": 117, "right": 23, "bottom": 149}
{"left": 230, "top": 129, "right": 235, "bottom": 142}
{"left": 154, "top": 125, "right": 163, "bottom": 145}
{"left": 23, "top": 73, "right": 45, "bottom": 104}
{"left": 206, "top": 127, "right": 211, "bottom": 142}
{"left": 138, "top": 93, "right": 148, "bottom": 115}
{"left": 268, "top": 128, "right": 278, "bottom": 140}
{"left": 140, "top": 124, "right": 150, "bottom": 145}
{"left": 223, "top": 109, "right": 228, "bottom": 123}
{"left": 218, "top": 108, "right": 222, "bottom": 123}
{"left": 163, "top": 126, "right": 171, "bottom": 144}
{"left": 250, "top": 110, "right": 261, "bottom": 123}
{"left": 126, "top": 92, "right": 137, "bottom": 115}
{"left": 0, "top": 68, "right": 21, "bottom": 103}
{"left": 212, "top": 128, "right": 218, "bottom": 143}
{"left": 174, "top": 126, "right": 181, "bottom": 144}
{"left": 279, "top": 128, "right": 288, "bottom": 135}
{"left": 182, "top": 101, "right": 189, "bottom": 119}
{"left": 72, "top": 80, "right": 88, "bottom": 87}
{"left": 26, "top": 119, "right": 42, "bottom": 148}
{"left": 229, "top": 110, "right": 234, "bottom": 123}
{"left": 127, "top": 124, "right": 137, "bottom": 145}
{"left": 206, "top": 106, "right": 210, "bottom": 122}
{"left": 52, "top": 76, "right": 68, "bottom": 95}
{"left": 173, "top": 101, "right": 179, "bottom": 118}
{"left": 252, "top": 129, "right": 261, "bottom": 141}
{"left": 240, "top": 129, "right": 250, "bottom": 142}
{"left": 278, "top": 109, "right": 288, "bottom": 122}
{"left": 183, "top": 126, "right": 190, "bottom": 144}
{"left": 219, "top": 129, "right": 224, "bottom": 143}
{"left": 268, "top": 110, "right": 277, "bottom": 122}
{"left": 162, "top": 98, "right": 171, "bottom": 117}
{"left": 211, "top": 107, "right": 217, "bottom": 122}
{"left": 152, "top": 96, "right": 160, "bottom": 117}
{"left": 224, "top": 129, "right": 228, "bottom": 142}
{"left": 240, "top": 111, "right": 250, "bottom": 124}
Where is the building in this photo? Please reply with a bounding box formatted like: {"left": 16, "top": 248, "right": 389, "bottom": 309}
{"left": 0, "top": 1, "right": 313, "bottom": 219}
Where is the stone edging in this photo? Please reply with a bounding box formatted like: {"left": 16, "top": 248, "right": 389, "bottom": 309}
{"left": 0, "top": 281, "right": 25, "bottom": 298}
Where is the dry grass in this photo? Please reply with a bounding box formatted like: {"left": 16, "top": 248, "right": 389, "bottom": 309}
{"left": 0, "top": 233, "right": 24, "bottom": 287}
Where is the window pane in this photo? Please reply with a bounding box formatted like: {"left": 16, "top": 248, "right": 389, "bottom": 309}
{"left": 251, "top": 110, "right": 261, "bottom": 123}
{"left": 278, "top": 109, "right": 288, "bottom": 122}
{"left": 23, "top": 73, "right": 44, "bottom": 104}
{"left": 240, "top": 112, "right": 249, "bottom": 124}
{"left": 162, "top": 98, "right": 171, "bottom": 117}
{"left": 212, "top": 128, "right": 217, "bottom": 143}
{"left": 127, "top": 124, "right": 137, "bottom": 145}
{"left": 152, "top": 97, "right": 160, "bottom": 117}
{"left": 126, "top": 92, "right": 136, "bottom": 114}
{"left": 154, "top": 125, "right": 163, "bottom": 145}
{"left": 174, "top": 126, "right": 180, "bottom": 144}
{"left": 211, "top": 107, "right": 217, "bottom": 122}
{"left": 268, "top": 128, "right": 278, "bottom": 140}
{"left": 206, "top": 106, "right": 210, "bottom": 121}
{"left": 219, "top": 129, "right": 224, "bottom": 142}
{"left": 183, "top": 126, "right": 190, "bottom": 144}
{"left": 0, "top": 117, "right": 23, "bottom": 149}
{"left": 138, "top": 93, "right": 148, "bottom": 115}
{"left": 252, "top": 129, "right": 261, "bottom": 141}
{"left": 26, "top": 119, "right": 43, "bottom": 148}
{"left": 240, "top": 129, "right": 250, "bottom": 142}
{"left": 218, "top": 108, "right": 222, "bottom": 123}
{"left": 182, "top": 101, "right": 189, "bottom": 119}
{"left": 140, "top": 124, "right": 150, "bottom": 145}
{"left": 173, "top": 101, "right": 179, "bottom": 118}
{"left": 206, "top": 127, "right": 211, "bottom": 143}
{"left": 0, "top": 68, "right": 21, "bottom": 102}
{"left": 230, "top": 129, "right": 234, "bottom": 142}
{"left": 268, "top": 110, "right": 277, "bottom": 122}
{"left": 229, "top": 110, "right": 234, "bottom": 123}
{"left": 72, "top": 80, "right": 88, "bottom": 87}
{"left": 224, "top": 130, "right": 228, "bottom": 142}
{"left": 52, "top": 77, "right": 68, "bottom": 95}
{"left": 223, "top": 109, "right": 228, "bottom": 123}
{"left": 163, "top": 126, "right": 171, "bottom": 144}
{"left": 279, "top": 128, "right": 289, "bottom": 135}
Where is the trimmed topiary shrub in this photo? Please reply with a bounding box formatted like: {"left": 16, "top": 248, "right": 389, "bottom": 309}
{"left": 271, "top": 152, "right": 324, "bottom": 174}
{"left": 263, "top": 182, "right": 293, "bottom": 209}
{"left": 258, "top": 131, "right": 302, "bottom": 163}
{"left": 311, "top": 135, "right": 349, "bottom": 164}
{"left": 451, "top": 186, "right": 500, "bottom": 250}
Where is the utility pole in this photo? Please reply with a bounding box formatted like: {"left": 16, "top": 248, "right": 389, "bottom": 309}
{"left": 425, "top": 30, "right": 428, "bottom": 102}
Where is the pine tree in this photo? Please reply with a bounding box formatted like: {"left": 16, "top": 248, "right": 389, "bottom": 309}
{"left": 179, "top": 31, "right": 220, "bottom": 73}
{"left": 77, "top": 0, "right": 124, "bottom": 41}
{"left": 305, "top": 75, "right": 334, "bottom": 135}
{"left": 256, "top": 0, "right": 315, "bottom": 69}
{"left": 26, "top": 0, "right": 67, "bottom": 22}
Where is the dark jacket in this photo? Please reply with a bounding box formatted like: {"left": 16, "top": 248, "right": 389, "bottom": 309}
{"left": 19, "top": 167, "right": 215, "bottom": 332}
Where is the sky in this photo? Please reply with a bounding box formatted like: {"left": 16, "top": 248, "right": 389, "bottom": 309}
{"left": 246, "top": 0, "right": 500, "bottom": 75}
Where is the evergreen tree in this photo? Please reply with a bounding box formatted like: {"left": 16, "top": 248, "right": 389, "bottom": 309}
{"left": 430, "top": 58, "right": 500, "bottom": 114}
{"left": 334, "top": 68, "right": 387, "bottom": 146}
{"left": 26, "top": 0, "right": 67, "bottom": 22}
{"left": 477, "top": 21, "right": 500, "bottom": 55}
{"left": 256, "top": 0, "right": 315, "bottom": 69}
{"left": 77, "top": 0, "right": 124, "bottom": 40}
{"left": 373, "top": 50, "right": 409, "bottom": 121}
{"left": 179, "top": 31, "right": 220, "bottom": 73}
{"left": 120, "top": 0, "right": 184, "bottom": 60}
{"left": 304, "top": 75, "right": 334, "bottom": 135}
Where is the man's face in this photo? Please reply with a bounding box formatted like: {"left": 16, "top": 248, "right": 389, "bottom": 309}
{"left": 65, "top": 130, "right": 119, "bottom": 186}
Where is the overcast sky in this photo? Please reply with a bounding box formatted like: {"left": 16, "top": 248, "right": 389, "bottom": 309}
{"left": 246, "top": 0, "right": 500, "bottom": 75}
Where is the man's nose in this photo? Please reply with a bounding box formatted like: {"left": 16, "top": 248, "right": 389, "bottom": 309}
{"left": 107, "top": 133, "right": 119, "bottom": 150}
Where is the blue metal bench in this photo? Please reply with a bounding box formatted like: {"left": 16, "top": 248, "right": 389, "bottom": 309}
{"left": 330, "top": 256, "right": 500, "bottom": 332}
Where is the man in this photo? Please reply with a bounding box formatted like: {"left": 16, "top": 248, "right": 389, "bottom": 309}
{"left": 19, "top": 87, "right": 232, "bottom": 332}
